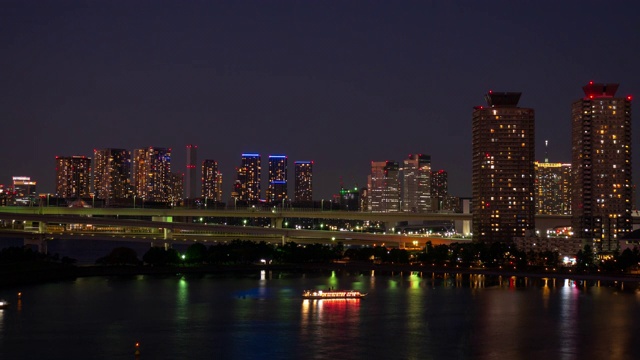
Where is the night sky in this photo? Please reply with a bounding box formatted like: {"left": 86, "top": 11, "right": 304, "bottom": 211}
{"left": 2, "top": 1, "right": 640, "bottom": 201}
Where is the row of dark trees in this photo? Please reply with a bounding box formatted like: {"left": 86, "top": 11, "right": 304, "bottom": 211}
{"left": 94, "top": 240, "right": 640, "bottom": 274}
{"left": 0, "top": 246, "right": 76, "bottom": 266}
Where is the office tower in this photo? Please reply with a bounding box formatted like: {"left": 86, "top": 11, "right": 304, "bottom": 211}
{"left": 472, "top": 91, "right": 535, "bottom": 242}
{"left": 267, "top": 155, "right": 288, "bottom": 203}
{"left": 431, "top": 170, "right": 448, "bottom": 211}
{"left": 236, "top": 153, "right": 261, "bottom": 202}
{"left": 202, "top": 160, "right": 223, "bottom": 202}
{"left": 12, "top": 176, "right": 37, "bottom": 205}
{"left": 168, "top": 172, "right": 184, "bottom": 204}
{"left": 93, "top": 148, "right": 131, "bottom": 201}
{"left": 571, "top": 82, "right": 632, "bottom": 251}
{"left": 132, "top": 147, "right": 171, "bottom": 202}
{"left": 402, "top": 154, "right": 431, "bottom": 212}
{"left": 534, "top": 161, "right": 572, "bottom": 215}
{"left": 368, "top": 161, "right": 400, "bottom": 213}
{"left": 55, "top": 156, "right": 92, "bottom": 199}
{"left": 294, "top": 161, "right": 313, "bottom": 202}
{"left": 186, "top": 144, "right": 197, "bottom": 199}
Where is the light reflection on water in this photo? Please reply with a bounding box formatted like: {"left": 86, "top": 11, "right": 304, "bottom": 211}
{"left": 0, "top": 272, "right": 639, "bottom": 359}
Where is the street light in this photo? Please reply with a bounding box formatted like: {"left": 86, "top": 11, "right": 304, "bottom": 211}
{"left": 321, "top": 199, "right": 324, "bottom": 211}
{"left": 133, "top": 195, "right": 136, "bottom": 209}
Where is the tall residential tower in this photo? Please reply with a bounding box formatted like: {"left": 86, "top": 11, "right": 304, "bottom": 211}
{"left": 267, "top": 155, "right": 288, "bottom": 203}
{"left": 55, "top": 156, "right": 92, "bottom": 199}
{"left": 472, "top": 92, "right": 535, "bottom": 242}
{"left": 202, "top": 160, "right": 223, "bottom": 202}
{"left": 294, "top": 161, "right": 313, "bottom": 202}
{"left": 571, "top": 82, "right": 632, "bottom": 251}
{"left": 132, "top": 147, "right": 172, "bottom": 202}
{"left": 93, "top": 148, "right": 132, "bottom": 201}
{"left": 236, "top": 153, "right": 261, "bottom": 203}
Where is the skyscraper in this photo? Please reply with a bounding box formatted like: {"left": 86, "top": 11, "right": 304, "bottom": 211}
{"left": 168, "top": 172, "right": 184, "bottom": 204}
{"left": 202, "top": 159, "right": 223, "bottom": 202}
{"left": 431, "top": 170, "right": 448, "bottom": 211}
{"left": 186, "top": 144, "right": 197, "bottom": 199}
{"left": 236, "top": 153, "right": 261, "bottom": 202}
{"left": 472, "top": 91, "right": 535, "bottom": 242}
{"left": 294, "top": 161, "right": 313, "bottom": 202}
{"left": 402, "top": 154, "right": 431, "bottom": 212}
{"left": 132, "top": 147, "right": 171, "bottom": 202}
{"left": 93, "top": 148, "right": 132, "bottom": 201}
{"left": 55, "top": 156, "right": 92, "bottom": 199}
{"left": 368, "top": 161, "right": 400, "bottom": 213}
{"left": 267, "top": 155, "right": 288, "bottom": 203}
{"left": 571, "top": 82, "right": 632, "bottom": 252}
{"left": 534, "top": 161, "right": 572, "bottom": 215}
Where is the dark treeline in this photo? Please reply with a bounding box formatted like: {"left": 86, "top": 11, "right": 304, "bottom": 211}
{"left": 93, "top": 240, "right": 640, "bottom": 274}
{"left": 1, "top": 240, "right": 637, "bottom": 276}
{"left": 0, "top": 246, "right": 76, "bottom": 267}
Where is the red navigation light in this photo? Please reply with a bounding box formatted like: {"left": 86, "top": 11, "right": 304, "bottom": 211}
{"left": 589, "top": 81, "right": 593, "bottom": 85}
{"left": 489, "top": 90, "right": 493, "bottom": 94}
{"left": 589, "top": 95, "right": 594, "bottom": 99}
{"left": 627, "top": 96, "right": 632, "bottom": 101}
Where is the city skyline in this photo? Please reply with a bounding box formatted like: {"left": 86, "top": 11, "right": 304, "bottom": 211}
{"left": 2, "top": 2, "right": 639, "bottom": 200}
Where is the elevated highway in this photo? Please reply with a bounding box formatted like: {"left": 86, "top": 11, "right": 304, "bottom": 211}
{"left": 0, "top": 206, "right": 577, "bottom": 234}
{"left": 0, "top": 211, "right": 465, "bottom": 252}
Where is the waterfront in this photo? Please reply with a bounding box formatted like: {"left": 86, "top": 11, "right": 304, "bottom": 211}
{"left": 1, "top": 271, "right": 640, "bottom": 360}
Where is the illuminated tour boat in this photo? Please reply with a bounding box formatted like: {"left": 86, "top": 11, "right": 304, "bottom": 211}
{"left": 302, "top": 289, "right": 367, "bottom": 299}
{"left": 0, "top": 299, "right": 9, "bottom": 309}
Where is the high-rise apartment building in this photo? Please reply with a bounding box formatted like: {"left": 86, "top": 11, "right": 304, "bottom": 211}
{"left": 202, "top": 160, "right": 223, "bottom": 202}
{"left": 294, "top": 161, "right": 313, "bottom": 202}
{"left": 368, "top": 161, "right": 400, "bottom": 213}
{"left": 267, "top": 155, "right": 288, "bottom": 203}
{"left": 236, "top": 153, "right": 261, "bottom": 202}
{"left": 402, "top": 154, "right": 431, "bottom": 212}
{"left": 534, "top": 161, "right": 572, "bottom": 215}
{"left": 186, "top": 144, "right": 197, "bottom": 199}
{"left": 132, "top": 147, "right": 171, "bottom": 202}
{"left": 168, "top": 172, "right": 184, "bottom": 204}
{"left": 472, "top": 92, "right": 535, "bottom": 242}
{"left": 93, "top": 148, "right": 131, "bottom": 201}
{"left": 431, "top": 170, "right": 448, "bottom": 211}
{"left": 55, "top": 156, "right": 92, "bottom": 199}
{"left": 571, "top": 82, "right": 632, "bottom": 252}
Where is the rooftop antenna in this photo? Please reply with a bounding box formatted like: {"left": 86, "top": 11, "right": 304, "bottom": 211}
{"left": 544, "top": 140, "right": 549, "bottom": 163}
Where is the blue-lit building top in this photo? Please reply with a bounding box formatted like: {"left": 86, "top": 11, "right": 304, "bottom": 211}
{"left": 267, "top": 155, "right": 288, "bottom": 203}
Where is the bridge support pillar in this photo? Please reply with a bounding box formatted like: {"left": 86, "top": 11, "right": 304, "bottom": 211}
{"left": 385, "top": 222, "right": 397, "bottom": 234}
{"left": 272, "top": 218, "right": 283, "bottom": 228}
{"left": 24, "top": 236, "right": 47, "bottom": 253}
{"left": 398, "top": 242, "right": 406, "bottom": 249}
{"left": 38, "top": 221, "right": 46, "bottom": 233}
{"left": 152, "top": 216, "right": 173, "bottom": 240}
